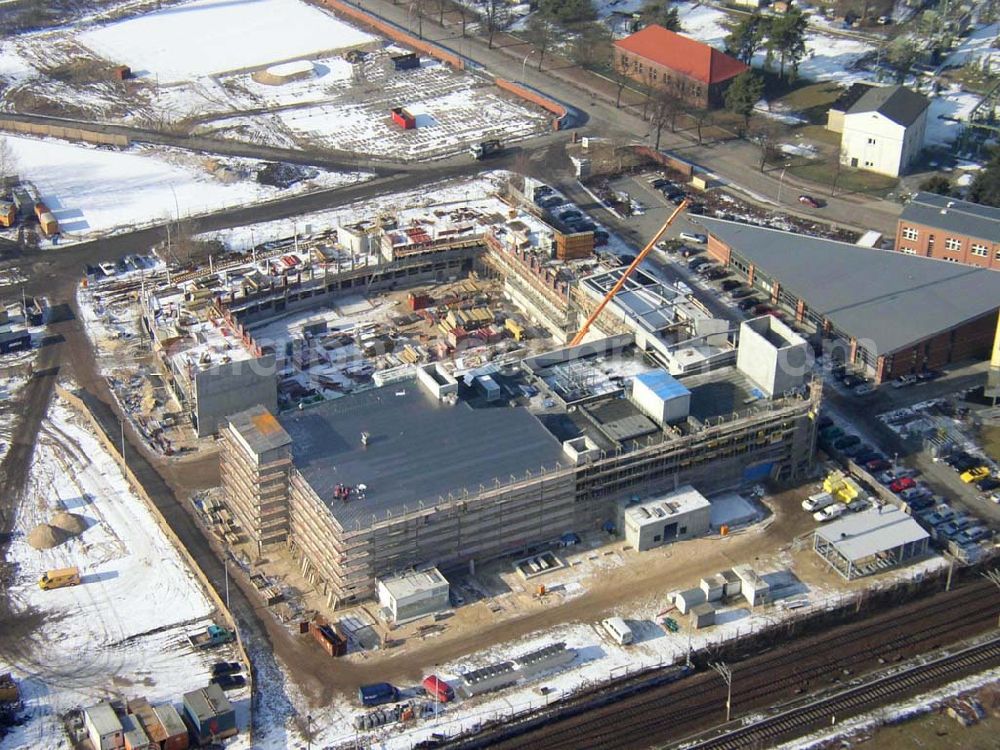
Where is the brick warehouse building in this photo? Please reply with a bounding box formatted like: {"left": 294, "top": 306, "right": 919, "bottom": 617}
{"left": 697, "top": 217, "right": 1000, "bottom": 383}
{"left": 613, "top": 24, "right": 748, "bottom": 109}
{"left": 894, "top": 192, "right": 1000, "bottom": 271}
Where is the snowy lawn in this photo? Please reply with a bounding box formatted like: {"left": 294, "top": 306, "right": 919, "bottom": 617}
{"left": 0, "top": 398, "right": 243, "bottom": 749}
{"left": 78, "top": 0, "right": 376, "bottom": 83}
{"left": 3, "top": 135, "right": 370, "bottom": 242}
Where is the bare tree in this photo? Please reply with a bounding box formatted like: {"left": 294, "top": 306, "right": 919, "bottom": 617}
{"left": 693, "top": 108, "right": 712, "bottom": 145}
{"left": 524, "top": 15, "right": 555, "bottom": 70}
{"left": 649, "top": 83, "right": 683, "bottom": 149}
{"left": 614, "top": 53, "right": 632, "bottom": 109}
{"left": 484, "top": 0, "right": 508, "bottom": 49}
{"left": 750, "top": 120, "right": 783, "bottom": 172}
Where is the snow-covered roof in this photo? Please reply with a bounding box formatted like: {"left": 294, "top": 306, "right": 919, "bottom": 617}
{"left": 815, "top": 507, "right": 929, "bottom": 561}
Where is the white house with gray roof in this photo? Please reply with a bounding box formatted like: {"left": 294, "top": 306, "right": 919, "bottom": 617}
{"left": 839, "top": 85, "right": 929, "bottom": 177}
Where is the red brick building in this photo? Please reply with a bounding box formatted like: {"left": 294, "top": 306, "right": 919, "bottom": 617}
{"left": 895, "top": 191, "right": 1000, "bottom": 270}
{"left": 612, "top": 24, "right": 748, "bottom": 109}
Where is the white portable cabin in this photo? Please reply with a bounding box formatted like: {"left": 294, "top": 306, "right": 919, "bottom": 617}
{"left": 602, "top": 617, "right": 634, "bottom": 645}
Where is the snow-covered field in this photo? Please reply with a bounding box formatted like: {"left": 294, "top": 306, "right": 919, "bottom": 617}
{"left": 0, "top": 397, "right": 244, "bottom": 749}
{"left": 78, "top": 0, "right": 376, "bottom": 83}
{"left": 2, "top": 135, "right": 370, "bottom": 243}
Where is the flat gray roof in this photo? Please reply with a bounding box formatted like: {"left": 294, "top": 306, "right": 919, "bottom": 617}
{"left": 900, "top": 191, "right": 1000, "bottom": 244}
{"left": 680, "top": 366, "right": 759, "bottom": 420}
{"left": 815, "top": 507, "right": 929, "bottom": 561}
{"left": 698, "top": 217, "right": 1000, "bottom": 355}
{"left": 280, "top": 382, "right": 567, "bottom": 527}
{"left": 85, "top": 702, "right": 121, "bottom": 737}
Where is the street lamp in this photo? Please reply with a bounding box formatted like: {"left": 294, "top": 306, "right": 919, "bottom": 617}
{"left": 776, "top": 163, "right": 791, "bottom": 205}
{"left": 710, "top": 661, "right": 733, "bottom": 722}
{"left": 521, "top": 51, "right": 535, "bottom": 84}
{"left": 306, "top": 714, "right": 313, "bottom": 750}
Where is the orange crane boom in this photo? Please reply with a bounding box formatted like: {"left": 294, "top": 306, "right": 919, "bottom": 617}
{"left": 569, "top": 198, "right": 690, "bottom": 347}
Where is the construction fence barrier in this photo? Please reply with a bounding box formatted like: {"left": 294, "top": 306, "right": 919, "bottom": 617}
{"left": 0, "top": 118, "right": 129, "bottom": 147}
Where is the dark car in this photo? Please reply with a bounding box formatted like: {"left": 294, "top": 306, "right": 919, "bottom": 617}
{"left": 671, "top": 193, "right": 689, "bottom": 205}
{"left": 679, "top": 246, "right": 700, "bottom": 258}
{"left": 945, "top": 451, "right": 973, "bottom": 468}
{"left": 841, "top": 373, "right": 865, "bottom": 389}
{"left": 619, "top": 254, "right": 637, "bottom": 265}
{"left": 533, "top": 185, "right": 554, "bottom": 198}
{"left": 538, "top": 195, "right": 562, "bottom": 209}
{"left": 798, "top": 194, "right": 821, "bottom": 208}
{"left": 731, "top": 287, "right": 754, "bottom": 299}
{"left": 916, "top": 369, "right": 941, "bottom": 381}
{"left": 212, "top": 674, "right": 247, "bottom": 691}
{"left": 572, "top": 221, "right": 597, "bottom": 233}
{"left": 977, "top": 476, "right": 1000, "bottom": 492}
{"left": 953, "top": 455, "right": 983, "bottom": 473}
{"left": 753, "top": 303, "right": 774, "bottom": 315}
{"left": 593, "top": 229, "right": 610, "bottom": 246}
{"left": 662, "top": 185, "right": 683, "bottom": 199}
{"left": 212, "top": 661, "right": 242, "bottom": 677}
{"left": 687, "top": 202, "right": 705, "bottom": 214}
{"left": 688, "top": 257, "right": 709, "bottom": 270}
{"left": 721, "top": 279, "right": 742, "bottom": 291}
{"left": 696, "top": 262, "right": 717, "bottom": 275}
{"left": 651, "top": 178, "right": 670, "bottom": 189}
{"left": 817, "top": 415, "right": 834, "bottom": 430}
{"left": 704, "top": 267, "right": 728, "bottom": 280}
{"left": 833, "top": 435, "right": 861, "bottom": 451}
{"left": 737, "top": 297, "right": 761, "bottom": 311}
{"left": 559, "top": 209, "right": 583, "bottom": 222}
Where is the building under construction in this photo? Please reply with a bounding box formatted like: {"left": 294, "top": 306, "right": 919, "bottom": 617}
{"left": 221, "top": 316, "right": 820, "bottom": 607}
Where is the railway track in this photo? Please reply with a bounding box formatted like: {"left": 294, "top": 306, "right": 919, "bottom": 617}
{"left": 473, "top": 579, "right": 1000, "bottom": 750}
{"left": 684, "top": 637, "right": 1000, "bottom": 750}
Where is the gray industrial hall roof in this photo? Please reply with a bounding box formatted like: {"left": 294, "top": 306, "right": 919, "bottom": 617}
{"left": 847, "top": 84, "right": 928, "bottom": 126}
{"left": 697, "top": 217, "right": 1000, "bottom": 355}
{"left": 900, "top": 191, "right": 1000, "bottom": 244}
{"left": 280, "top": 382, "right": 567, "bottom": 527}
{"left": 815, "top": 507, "right": 928, "bottom": 561}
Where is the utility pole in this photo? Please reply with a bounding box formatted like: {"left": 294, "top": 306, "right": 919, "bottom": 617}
{"left": 710, "top": 662, "right": 733, "bottom": 722}
{"left": 306, "top": 713, "right": 313, "bottom": 750}
{"left": 224, "top": 558, "right": 230, "bottom": 610}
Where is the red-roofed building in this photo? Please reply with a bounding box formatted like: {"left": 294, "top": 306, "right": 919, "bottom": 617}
{"left": 613, "top": 24, "right": 749, "bottom": 109}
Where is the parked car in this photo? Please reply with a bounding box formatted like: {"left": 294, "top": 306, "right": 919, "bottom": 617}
{"left": 679, "top": 245, "right": 701, "bottom": 258}
{"left": 900, "top": 486, "right": 931, "bottom": 503}
{"left": 704, "top": 267, "right": 729, "bottom": 280}
{"left": 853, "top": 449, "right": 881, "bottom": 464}
{"left": 688, "top": 257, "right": 709, "bottom": 270}
{"left": 976, "top": 476, "right": 1000, "bottom": 492}
{"left": 814, "top": 503, "right": 847, "bottom": 522}
{"left": 422, "top": 675, "right": 455, "bottom": 703}
{"left": 817, "top": 415, "right": 834, "bottom": 430}
{"left": 359, "top": 682, "right": 399, "bottom": 707}
{"left": 559, "top": 209, "right": 583, "bottom": 222}
{"left": 538, "top": 195, "right": 562, "bottom": 209}
{"left": 833, "top": 435, "right": 861, "bottom": 451}
{"left": 841, "top": 374, "right": 865, "bottom": 389}
{"left": 922, "top": 507, "right": 955, "bottom": 528}
{"left": 952, "top": 455, "right": 983, "bottom": 473}
{"left": 854, "top": 383, "right": 875, "bottom": 396}
{"left": 687, "top": 203, "right": 705, "bottom": 214}
{"left": 737, "top": 297, "right": 761, "bottom": 311}
{"left": 841, "top": 441, "right": 868, "bottom": 457}
{"left": 212, "top": 661, "right": 242, "bottom": 677}
{"left": 802, "top": 491, "right": 835, "bottom": 512}
{"left": 865, "top": 458, "right": 891, "bottom": 473}
{"left": 697, "top": 262, "right": 718, "bottom": 276}
{"left": 890, "top": 476, "right": 917, "bottom": 493}
{"left": 533, "top": 185, "right": 554, "bottom": 198}
{"left": 753, "top": 304, "right": 775, "bottom": 315}
{"left": 960, "top": 466, "right": 990, "bottom": 483}
{"left": 938, "top": 516, "right": 973, "bottom": 540}
{"left": 798, "top": 194, "right": 821, "bottom": 208}
{"left": 945, "top": 451, "right": 974, "bottom": 468}
{"left": 956, "top": 526, "right": 992, "bottom": 545}
{"left": 892, "top": 374, "right": 918, "bottom": 388}
{"left": 731, "top": 288, "right": 755, "bottom": 299}
{"left": 679, "top": 231, "right": 707, "bottom": 244}
{"left": 721, "top": 279, "right": 743, "bottom": 292}
{"left": 650, "top": 178, "right": 670, "bottom": 189}
{"left": 594, "top": 229, "right": 610, "bottom": 245}
{"left": 211, "top": 674, "right": 247, "bottom": 691}
{"left": 820, "top": 426, "right": 845, "bottom": 441}
{"left": 906, "top": 494, "right": 935, "bottom": 513}
{"left": 916, "top": 369, "right": 941, "bottom": 381}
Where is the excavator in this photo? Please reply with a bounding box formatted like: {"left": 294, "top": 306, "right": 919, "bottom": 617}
{"left": 569, "top": 198, "right": 691, "bottom": 347}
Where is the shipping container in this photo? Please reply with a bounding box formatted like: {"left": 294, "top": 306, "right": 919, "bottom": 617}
{"left": 39, "top": 211, "right": 59, "bottom": 236}
{"left": 310, "top": 620, "right": 347, "bottom": 657}
{"left": 391, "top": 107, "right": 416, "bottom": 129}
{"left": 0, "top": 201, "right": 16, "bottom": 228}
{"left": 421, "top": 675, "right": 454, "bottom": 703}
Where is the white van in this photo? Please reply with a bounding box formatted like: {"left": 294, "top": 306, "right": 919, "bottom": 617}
{"left": 802, "top": 492, "right": 834, "bottom": 512}
{"left": 602, "top": 617, "right": 634, "bottom": 645}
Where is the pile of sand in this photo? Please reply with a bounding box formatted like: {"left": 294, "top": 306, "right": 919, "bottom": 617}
{"left": 27, "top": 523, "right": 68, "bottom": 550}
{"left": 50, "top": 511, "right": 87, "bottom": 536}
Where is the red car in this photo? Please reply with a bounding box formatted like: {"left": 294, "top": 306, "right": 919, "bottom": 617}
{"left": 798, "top": 194, "right": 821, "bottom": 208}
{"left": 890, "top": 476, "right": 916, "bottom": 493}
{"left": 422, "top": 675, "right": 454, "bottom": 703}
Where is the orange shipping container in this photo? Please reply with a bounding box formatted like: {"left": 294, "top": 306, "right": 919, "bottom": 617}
{"left": 0, "top": 202, "right": 15, "bottom": 228}
{"left": 38, "top": 212, "right": 59, "bottom": 236}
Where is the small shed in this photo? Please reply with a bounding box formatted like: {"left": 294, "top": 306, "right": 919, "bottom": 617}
{"left": 690, "top": 602, "right": 716, "bottom": 629}
{"left": 699, "top": 574, "right": 725, "bottom": 602}
{"left": 112, "top": 65, "right": 132, "bottom": 80}
{"left": 376, "top": 567, "right": 450, "bottom": 624}
{"left": 182, "top": 684, "right": 236, "bottom": 743}
{"left": 719, "top": 569, "right": 741, "bottom": 598}
{"left": 732, "top": 564, "right": 770, "bottom": 607}
{"left": 84, "top": 701, "right": 124, "bottom": 750}
{"left": 674, "top": 587, "right": 706, "bottom": 614}
{"left": 151, "top": 703, "right": 189, "bottom": 750}
{"left": 0, "top": 201, "right": 16, "bottom": 227}
{"left": 391, "top": 52, "right": 421, "bottom": 71}
{"left": 391, "top": 107, "right": 416, "bottom": 129}
{"left": 121, "top": 714, "right": 153, "bottom": 750}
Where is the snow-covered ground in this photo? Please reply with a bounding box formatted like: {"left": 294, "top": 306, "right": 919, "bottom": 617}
{"left": 676, "top": 1, "right": 877, "bottom": 84}
{"left": 78, "top": 0, "right": 376, "bottom": 84}
{"left": 2, "top": 135, "right": 370, "bottom": 243}
{"left": 0, "top": 397, "right": 245, "bottom": 749}
{"left": 926, "top": 87, "right": 981, "bottom": 147}
{"left": 943, "top": 22, "right": 1000, "bottom": 72}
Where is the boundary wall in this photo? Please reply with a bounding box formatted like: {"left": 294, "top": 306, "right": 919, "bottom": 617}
{"left": 0, "top": 118, "right": 128, "bottom": 147}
